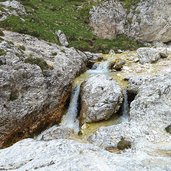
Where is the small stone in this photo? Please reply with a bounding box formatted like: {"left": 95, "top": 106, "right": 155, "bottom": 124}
{"left": 109, "top": 59, "right": 126, "bottom": 71}
{"left": 56, "top": 30, "right": 69, "bottom": 47}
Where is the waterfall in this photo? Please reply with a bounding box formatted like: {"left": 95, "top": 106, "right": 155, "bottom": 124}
{"left": 60, "top": 85, "right": 80, "bottom": 133}
{"left": 121, "top": 89, "right": 129, "bottom": 122}
{"left": 87, "top": 54, "right": 114, "bottom": 74}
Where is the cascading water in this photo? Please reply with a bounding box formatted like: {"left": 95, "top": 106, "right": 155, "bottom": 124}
{"left": 60, "top": 52, "right": 128, "bottom": 136}
{"left": 60, "top": 85, "right": 80, "bottom": 133}
{"left": 87, "top": 54, "right": 115, "bottom": 74}
{"left": 121, "top": 89, "right": 129, "bottom": 122}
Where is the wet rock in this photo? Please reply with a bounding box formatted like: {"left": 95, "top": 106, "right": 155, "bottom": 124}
{"left": 37, "top": 125, "right": 74, "bottom": 141}
{"left": 137, "top": 47, "right": 168, "bottom": 64}
{"left": 84, "top": 51, "right": 103, "bottom": 68}
{"left": 56, "top": 30, "right": 69, "bottom": 47}
{"left": 127, "top": 76, "right": 147, "bottom": 94}
{"left": 109, "top": 59, "right": 126, "bottom": 71}
{"left": 80, "top": 74, "right": 123, "bottom": 124}
{"left": 0, "top": 31, "right": 87, "bottom": 148}
{"left": 88, "top": 73, "right": 171, "bottom": 150}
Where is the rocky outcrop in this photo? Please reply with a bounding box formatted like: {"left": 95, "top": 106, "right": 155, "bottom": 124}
{"left": 0, "top": 138, "right": 171, "bottom": 171}
{"left": 137, "top": 47, "right": 168, "bottom": 64}
{"left": 90, "top": 0, "right": 171, "bottom": 43}
{"left": 89, "top": 73, "right": 171, "bottom": 150}
{"left": 0, "top": 0, "right": 26, "bottom": 21}
{"left": 0, "top": 31, "right": 87, "bottom": 148}
{"left": 37, "top": 125, "right": 74, "bottom": 141}
{"left": 89, "top": 0, "right": 126, "bottom": 39}
{"left": 80, "top": 75, "right": 123, "bottom": 124}
{"left": 127, "top": 0, "right": 171, "bottom": 43}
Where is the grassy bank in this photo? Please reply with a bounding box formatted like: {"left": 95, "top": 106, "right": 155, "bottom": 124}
{"left": 0, "top": 0, "right": 142, "bottom": 53}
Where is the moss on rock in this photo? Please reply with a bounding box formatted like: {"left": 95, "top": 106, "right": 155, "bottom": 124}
{"left": 117, "top": 137, "right": 131, "bottom": 150}
{"left": 165, "top": 125, "right": 171, "bottom": 134}
{"left": 24, "top": 57, "right": 50, "bottom": 70}
{"left": 0, "top": 49, "right": 6, "bottom": 56}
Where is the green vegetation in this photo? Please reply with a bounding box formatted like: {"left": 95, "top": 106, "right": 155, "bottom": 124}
{"left": 165, "top": 125, "right": 171, "bottom": 134}
{"left": 117, "top": 137, "right": 131, "bottom": 150}
{"left": 121, "top": 0, "right": 141, "bottom": 11}
{"left": 0, "top": 49, "right": 6, "bottom": 56}
{"left": 19, "top": 45, "right": 26, "bottom": 51}
{"left": 9, "top": 90, "right": 19, "bottom": 101}
{"left": 24, "top": 57, "right": 50, "bottom": 70}
{"left": 0, "top": 0, "right": 142, "bottom": 53}
{"left": 0, "top": 30, "right": 4, "bottom": 36}
{"left": 51, "top": 52, "right": 57, "bottom": 56}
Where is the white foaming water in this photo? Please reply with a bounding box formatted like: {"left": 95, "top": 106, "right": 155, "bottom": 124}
{"left": 121, "top": 89, "right": 129, "bottom": 122}
{"left": 86, "top": 54, "right": 115, "bottom": 74}
{"left": 60, "top": 85, "right": 80, "bottom": 133}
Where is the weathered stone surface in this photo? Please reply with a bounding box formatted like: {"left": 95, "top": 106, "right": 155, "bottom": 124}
{"left": 0, "top": 31, "right": 87, "bottom": 148}
{"left": 0, "top": 138, "right": 171, "bottom": 171}
{"left": 84, "top": 51, "right": 103, "bottom": 68}
{"left": 137, "top": 47, "right": 168, "bottom": 64}
{"left": 0, "top": 0, "right": 26, "bottom": 21}
{"left": 89, "top": 0, "right": 126, "bottom": 39}
{"left": 80, "top": 74, "right": 123, "bottom": 123}
{"left": 56, "top": 30, "right": 69, "bottom": 47}
{"left": 127, "top": 0, "right": 171, "bottom": 43}
{"left": 89, "top": 73, "right": 171, "bottom": 150}
{"left": 109, "top": 58, "right": 126, "bottom": 71}
{"left": 90, "top": 0, "right": 171, "bottom": 43}
{"left": 37, "top": 125, "right": 74, "bottom": 141}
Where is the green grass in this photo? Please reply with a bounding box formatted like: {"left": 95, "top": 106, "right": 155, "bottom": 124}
{"left": 0, "top": 49, "right": 6, "bottom": 56}
{"left": 0, "top": 0, "right": 142, "bottom": 53}
{"left": 0, "top": 29, "right": 4, "bottom": 36}
{"left": 121, "top": 0, "right": 141, "bottom": 11}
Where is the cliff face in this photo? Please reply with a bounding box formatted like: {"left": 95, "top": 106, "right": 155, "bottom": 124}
{"left": 90, "top": 0, "right": 171, "bottom": 43}
{"left": 0, "top": 31, "right": 87, "bottom": 148}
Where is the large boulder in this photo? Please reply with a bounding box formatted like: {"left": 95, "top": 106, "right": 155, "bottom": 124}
{"left": 90, "top": 0, "right": 171, "bottom": 43}
{"left": 80, "top": 75, "right": 123, "bottom": 124}
{"left": 89, "top": 0, "right": 126, "bottom": 39}
{"left": 0, "top": 31, "right": 87, "bottom": 148}
{"left": 137, "top": 47, "right": 168, "bottom": 64}
{"left": 89, "top": 73, "right": 171, "bottom": 149}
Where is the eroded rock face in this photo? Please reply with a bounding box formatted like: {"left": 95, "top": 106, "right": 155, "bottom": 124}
{"left": 89, "top": 0, "right": 126, "bottom": 39}
{"left": 80, "top": 75, "right": 123, "bottom": 124}
{"left": 137, "top": 47, "right": 168, "bottom": 64}
{"left": 37, "top": 125, "right": 74, "bottom": 141}
{"left": 0, "top": 138, "right": 171, "bottom": 171}
{"left": 89, "top": 73, "right": 171, "bottom": 150}
{"left": 90, "top": 0, "right": 171, "bottom": 43}
{"left": 0, "top": 31, "right": 87, "bottom": 148}
{"left": 0, "top": 0, "right": 26, "bottom": 21}
{"left": 127, "top": 0, "right": 171, "bottom": 43}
